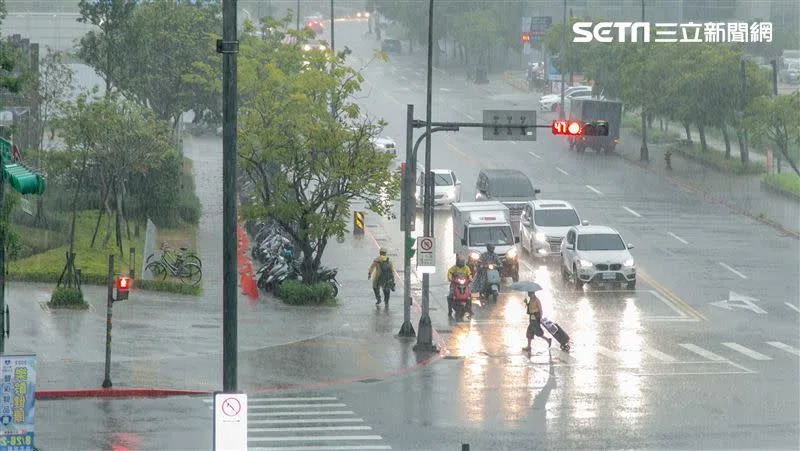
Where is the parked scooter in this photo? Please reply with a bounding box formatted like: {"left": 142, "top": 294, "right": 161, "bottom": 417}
{"left": 451, "top": 274, "right": 472, "bottom": 320}
{"left": 483, "top": 263, "right": 501, "bottom": 303}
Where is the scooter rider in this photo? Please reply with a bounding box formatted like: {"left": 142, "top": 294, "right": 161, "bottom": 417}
{"left": 446, "top": 254, "right": 473, "bottom": 317}
{"left": 475, "top": 243, "right": 499, "bottom": 295}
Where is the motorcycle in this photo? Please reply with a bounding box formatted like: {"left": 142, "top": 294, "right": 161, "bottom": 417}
{"left": 451, "top": 275, "right": 472, "bottom": 320}
{"left": 483, "top": 263, "right": 501, "bottom": 303}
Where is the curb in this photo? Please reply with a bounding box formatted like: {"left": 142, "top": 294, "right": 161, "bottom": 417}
{"left": 36, "top": 388, "right": 211, "bottom": 400}
{"left": 614, "top": 151, "right": 800, "bottom": 240}
{"left": 761, "top": 178, "right": 800, "bottom": 201}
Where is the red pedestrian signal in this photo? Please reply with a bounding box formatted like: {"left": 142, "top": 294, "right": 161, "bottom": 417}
{"left": 521, "top": 32, "right": 531, "bottom": 43}
{"left": 551, "top": 120, "right": 583, "bottom": 136}
{"left": 115, "top": 276, "right": 131, "bottom": 301}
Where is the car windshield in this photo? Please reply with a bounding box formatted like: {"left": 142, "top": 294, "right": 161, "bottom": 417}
{"left": 419, "top": 173, "right": 454, "bottom": 186}
{"left": 534, "top": 209, "right": 580, "bottom": 227}
{"left": 491, "top": 177, "right": 535, "bottom": 197}
{"left": 577, "top": 233, "right": 626, "bottom": 251}
{"left": 469, "top": 226, "right": 514, "bottom": 246}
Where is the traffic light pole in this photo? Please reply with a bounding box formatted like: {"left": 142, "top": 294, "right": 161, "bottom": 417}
{"left": 399, "top": 105, "right": 415, "bottom": 337}
{"left": 102, "top": 254, "right": 114, "bottom": 388}
{"left": 0, "top": 177, "right": 5, "bottom": 354}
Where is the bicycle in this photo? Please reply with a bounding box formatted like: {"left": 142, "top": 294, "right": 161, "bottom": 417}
{"left": 145, "top": 243, "right": 203, "bottom": 285}
{"left": 147, "top": 242, "right": 203, "bottom": 268}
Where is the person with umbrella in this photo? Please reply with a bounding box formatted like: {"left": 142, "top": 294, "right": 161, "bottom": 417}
{"left": 507, "top": 281, "right": 552, "bottom": 351}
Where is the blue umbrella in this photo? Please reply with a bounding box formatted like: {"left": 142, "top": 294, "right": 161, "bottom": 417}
{"left": 506, "top": 281, "right": 543, "bottom": 292}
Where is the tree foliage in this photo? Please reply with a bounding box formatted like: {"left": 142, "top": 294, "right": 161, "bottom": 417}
{"left": 748, "top": 92, "right": 800, "bottom": 176}
{"left": 237, "top": 16, "right": 399, "bottom": 282}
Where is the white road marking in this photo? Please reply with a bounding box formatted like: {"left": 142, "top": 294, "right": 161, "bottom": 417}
{"left": 622, "top": 206, "right": 642, "bottom": 218}
{"left": 766, "top": 341, "right": 800, "bottom": 357}
{"left": 251, "top": 446, "right": 391, "bottom": 451}
{"left": 784, "top": 302, "right": 800, "bottom": 313}
{"left": 439, "top": 88, "right": 451, "bottom": 92}
{"left": 249, "top": 403, "right": 347, "bottom": 409}
{"left": 643, "top": 346, "right": 677, "bottom": 362}
{"left": 250, "top": 418, "right": 365, "bottom": 425}
{"left": 203, "top": 397, "right": 338, "bottom": 404}
{"left": 386, "top": 94, "right": 401, "bottom": 106}
{"left": 510, "top": 141, "right": 518, "bottom": 145}
{"left": 596, "top": 345, "right": 621, "bottom": 361}
{"left": 667, "top": 232, "right": 689, "bottom": 245}
{"left": 249, "top": 435, "right": 385, "bottom": 442}
{"left": 249, "top": 411, "right": 355, "bottom": 417}
{"left": 465, "top": 113, "right": 475, "bottom": 120}
{"left": 555, "top": 167, "right": 569, "bottom": 176}
{"left": 585, "top": 184, "right": 602, "bottom": 195}
{"left": 250, "top": 426, "right": 373, "bottom": 432}
{"left": 679, "top": 343, "right": 726, "bottom": 361}
{"left": 399, "top": 75, "right": 407, "bottom": 81}
{"left": 721, "top": 343, "right": 772, "bottom": 360}
{"left": 718, "top": 262, "right": 748, "bottom": 279}
{"left": 528, "top": 151, "right": 542, "bottom": 159}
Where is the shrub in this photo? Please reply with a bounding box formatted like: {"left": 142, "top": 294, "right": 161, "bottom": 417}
{"left": 763, "top": 173, "right": 800, "bottom": 198}
{"left": 48, "top": 287, "right": 88, "bottom": 309}
{"left": 277, "top": 280, "right": 336, "bottom": 306}
{"left": 666, "top": 141, "right": 766, "bottom": 175}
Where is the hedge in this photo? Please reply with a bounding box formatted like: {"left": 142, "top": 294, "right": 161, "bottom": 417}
{"left": 763, "top": 173, "right": 800, "bottom": 199}
{"left": 49, "top": 287, "right": 88, "bottom": 310}
{"left": 666, "top": 141, "right": 766, "bottom": 175}
{"left": 7, "top": 271, "right": 203, "bottom": 296}
{"left": 277, "top": 280, "right": 336, "bottom": 306}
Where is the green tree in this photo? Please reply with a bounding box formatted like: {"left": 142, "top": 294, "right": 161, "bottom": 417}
{"left": 237, "top": 17, "right": 399, "bottom": 283}
{"left": 748, "top": 92, "right": 800, "bottom": 176}
{"left": 77, "top": 0, "right": 138, "bottom": 93}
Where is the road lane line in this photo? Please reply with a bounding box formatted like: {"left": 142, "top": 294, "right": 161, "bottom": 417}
{"left": 585, "top": 184, "right": 602, "bottom": 195}
{"left": 528, "top": 151, "right": 542, "bottom": 159}
{"left": 465, "top": 113, "right": 475, "bottom": 120}
{"left": 249, "top": 411, "right": 355, "bottom": 417}
{"left": 667, "top": 232, "right": 688, "bottom": 245}
{"left": 203, "top": 397, "right": 338, "bottom": 403}
{"left": 679, "top": 344, "right": 726, "bottom": 361}
{"left": 250, "top": 426, "right": 373, "bottom": 432}
{"left": 555, "top": 167, "right": 569, "bottom": 176}
{"left": 721, "top": 343, "right": 772, "bottom": 360}
{"left": 249, "top": 403, "right": 347, "bottom": 409}
{"left": 249, "top": 435, "right": 384, "bottom": 442}
{"left": 386, "top": 94, "right": 401, "bottom": 106}
{"left": 717, "top": 262, "right": 748, "bottom": 279}
{"left": 250, "top": 418, "right": 365, "bottom": 424}
{"left": 638, "top": 269, "right": 706, "bottom": 321}
{"left": 251, "top": 446, "right": 391, "bottom": 451}
{"left": 622, "top": 206, "right": 642, "bottom": 218}
{"left": 643, "top": 346, "right": 677, "bottom": 362}
{"left": 439, "top": 88, "right": 451, "bottom": 92}
{"left": 784, "top": 302, "right": 800, "bottom": 313}
{"left": 596, "top": 346, "right": 622, "bottom": 361}
{"left": 766, "top": 341, "right": 800, "bottom": 356}
{"left": 510, "top": 141, "right": 518, "bottom": 145}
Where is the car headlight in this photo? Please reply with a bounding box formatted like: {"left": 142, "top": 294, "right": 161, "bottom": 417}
{"left": 470, "top": 252, "right": 480, "bottom": 261}
{"left": 534, "top": 232, "right": 547, "bottom": 242}
{"left": 578, "top": 259, "right": 593, "bottom": 268}
{"left": 303, "top": 44, "right": 312, "bottom": 51}
{"left": 623, "top": 258, "right": 635, "bottom": 267}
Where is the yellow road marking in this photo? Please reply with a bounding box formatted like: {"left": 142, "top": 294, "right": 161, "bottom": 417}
{"left": 639, "top": 268, "right": 706, "bottom": 321}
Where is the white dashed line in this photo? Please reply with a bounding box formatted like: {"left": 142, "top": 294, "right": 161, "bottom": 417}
{"left": 718, "top": 262, "right": 747, "bottom": 279}
{"left": 679, "top": 343, "right": 726, "bottom": 361}
{"left": 667, "top": 232, "right": 688, "bottom": 245}
{"left": 721, "top": 343, "right": 772, "bottom": 360}
{"left": 555, "top": 167, "right": 569, "bottom": 176}
{"left": 585, "top": 185, "right": 602, "bottom": 195}
{"left": 766, "top": 341, "right": 800, "bottom": 357}
{"left": 528, "top": 151, "right": 542, "bottom": 159}
{"left": 439, "top": 88, "right": 451, "bottom": 92}
{"left": 510, "top": 141, "right": 518, "bottom": 145}
{"left": 622, "top": 206, "right": 642, "bottom": 218}
{"left": 386, "top": 94, "right": 401, "bottom": 105}
{"left": 785, "top": 302, "right": 800, "bottom": 313}
{"left": 465, "top": 113, "right": 475, "bottom": 120}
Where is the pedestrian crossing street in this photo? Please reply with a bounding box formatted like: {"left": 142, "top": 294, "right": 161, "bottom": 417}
{"left": 203, "top": 395, "right": 392, "bottom": 450}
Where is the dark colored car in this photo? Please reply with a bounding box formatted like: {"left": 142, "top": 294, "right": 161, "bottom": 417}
{"left": 475, "top": 169, "right": 540, "bottom": 236}
{"left": 381, "top": 39, "right": 402, "bottom": 54}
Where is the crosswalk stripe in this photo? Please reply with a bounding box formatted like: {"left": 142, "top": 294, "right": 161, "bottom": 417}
{"left": 679, "top": 343, "right": 726, "bottom": 361}
{"left": 249, "top": 435, "right": 384, "bottom": 442}
{"left": 250, "top": 418, "right": 365, "bottom": 425}
{"left": 766, "top": 341, "right": 800, "bottom": 357}
{"left": 643, "top": 346, "right": 677, "bottom": 363}
{"left": 251, "top": 446, "right": 392, "bottom": 451}
{"left": 250, "top": 411, "right": 355, "bottom": 417}
{"left": 721, "top": 343, "right": 772, "bottom": 360}
{"left": 250, "top": 426, "right": 372, "bottom": 432}
{"left": 595, "top": 345, "right": 621, "bottom": 361}
{"left": 250, "top": 404, "right": 348, "bottom": 409}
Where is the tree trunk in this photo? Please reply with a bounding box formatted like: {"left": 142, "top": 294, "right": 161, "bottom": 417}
{"left": 778, "top": 143, "right": 800, "bottom": 176}
{"left": 682, "top": 121, "right": 692, "bottom": 141}
{"left": 68, "top": 156, "right": 89, "bottom": 255}
{"left": 698, "top": 124, "right": 708, "bottom": 152}
{"left": 639, "top": 112, "right": 649, "bottom": 161}
{"left": 101, "top": 183, "right": 115, "bottom": 249}
{"left": 122, "top": 181, "right": 131, "bottom": 240}
{"left": 722, "top": 124, "right": 732, "bottom": 159}
{"left": 33, "top": 196, "right": 47, "bottom": 229}
{"left": 114, "top": 182, "right": 124, "bottom": 257}
{"left": 659, "top": 118, "right": 664, "bottom": 131}
{"left": 736, "top": 129, "right": 748, "bottom": 165}
{"left": 90, "top": 178, "right": 111, "bottom": 247}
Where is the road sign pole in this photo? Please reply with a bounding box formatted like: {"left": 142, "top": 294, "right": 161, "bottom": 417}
{"left": 0, "top": 174, "right": 5, "bottom": 354}
{"left": 102, "top": 254, "right": 114, "bottom": 388}
{"left": 399, "top": 104, "right": 415, "bottom": 337}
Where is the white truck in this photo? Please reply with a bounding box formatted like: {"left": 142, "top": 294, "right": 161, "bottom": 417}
{"left": 452, "top": 201, "right": 520, "bottom": 282}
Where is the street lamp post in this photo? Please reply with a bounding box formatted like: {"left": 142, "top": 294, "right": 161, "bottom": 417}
{"left": 414, "top": 0, "right": 437, "bottom": 353}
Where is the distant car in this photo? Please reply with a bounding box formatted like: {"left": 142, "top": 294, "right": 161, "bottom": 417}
{"left": 560, "top": 225, "right": 636, "bottom": 289}
{"left": 354, "top": 10, "right": 370, "bottom": 20}
{"left": 371, "top": 137, "right": 397, "bottom": 155}
{"left": 520, "top": 200, "right": 584, "bottom": 259}
{"left": 780, "top": 62, "right": 800, "bottom": 84}
{"left": 381, "top": 39, "right": 402, "bottom": 54}
{"left": 302, "top": 40, "right": 328, "bottom": 52}
{"left": 540, "top": 85, "right": 591, "bottom": 103}
{"left": 539, "top": 88, "right": 594, "bottom": 112}
{"left": 416, "top": 169, "right": 462, "bottom": 207}
{"left": 305, "top": 17, "right": 324, "bottom": 34}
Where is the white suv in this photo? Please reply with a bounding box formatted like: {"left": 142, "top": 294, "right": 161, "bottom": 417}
{"left": 519, "top": 200, "right": 584, "bottom": 259}
{"left": 560, "top": 225, "right": 636, "bottom": 289}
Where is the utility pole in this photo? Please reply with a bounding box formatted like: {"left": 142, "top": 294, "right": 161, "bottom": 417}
{"left": 296, "top": 0, "right": 300, "bottom": 30}
{"left": 102, "top": 254, "right": 114, "bottom": 388}
{"left": 414, "top": 0, "right": 437, "bottom": 353}
{"left": 219, "top": 0, "right": 239, "bottom": 393}
{"left": 0, "top": 171, "right": 5, "bottom": 355}
{"left": 330, "top": 0, "right": 334, "bottom": 53}
{"left": 639, "top": 0, "right": 649, "bottom": 162}
{"left": 399, "top": 104, "right": 415, "bottom": 338}
{"left": 559, "top": 0, "right": 566, "bottom": 119}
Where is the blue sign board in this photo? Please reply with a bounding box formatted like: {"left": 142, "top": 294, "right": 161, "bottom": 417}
{"left": 0, "top": 356, "right": 35, "bottom": 451}
{"left": 547, "top": 55, "right": 562, "bottom": 81}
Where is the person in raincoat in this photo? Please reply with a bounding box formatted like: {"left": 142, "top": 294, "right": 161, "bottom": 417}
{"left": 368, "top": 248, "right": 395, "bottom": 306}
{"left": 523, "top": 291, "right": 551, "bottom": 351}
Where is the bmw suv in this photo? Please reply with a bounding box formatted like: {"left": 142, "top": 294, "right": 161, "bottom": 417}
{"left": 560, "top": 225, "right": 636, "bottom": 289}
{"left": 520, "top": 200, "right": 584, "bottom": 259}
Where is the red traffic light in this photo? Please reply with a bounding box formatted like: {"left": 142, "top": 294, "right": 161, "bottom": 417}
{"left": 115, "top": 276, "right": 131, "bottom": 301}
{"left": 521, "top": 32, "right": 531, "bottom": 43}
{"left": 551, "top": 120, "right": 583, "bottom": 136}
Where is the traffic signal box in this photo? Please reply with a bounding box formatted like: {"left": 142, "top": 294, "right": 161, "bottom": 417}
{"left": 0, "top": 137, "right": 46, "bottom": 195}
{"left": 115, "top": 276, "right": 131, "bottom": 301}
{"left": 551, "top": 119, "right": 609, "bottom": 137}
{"left": 405, "top": 235, "right": 416, "bottom": 259}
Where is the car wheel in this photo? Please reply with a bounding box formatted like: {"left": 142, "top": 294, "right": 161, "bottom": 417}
{"left": 626, "top": 281, "right": 636, "bottom": 290}
{"left": 561, "top": 264, "right": 569, "bottom": 281}
{"left": 573, "top": 265, "right": 583, "bottom": 289}
{"left": 512, "top": 267, "right": 520, "bottom": 283}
